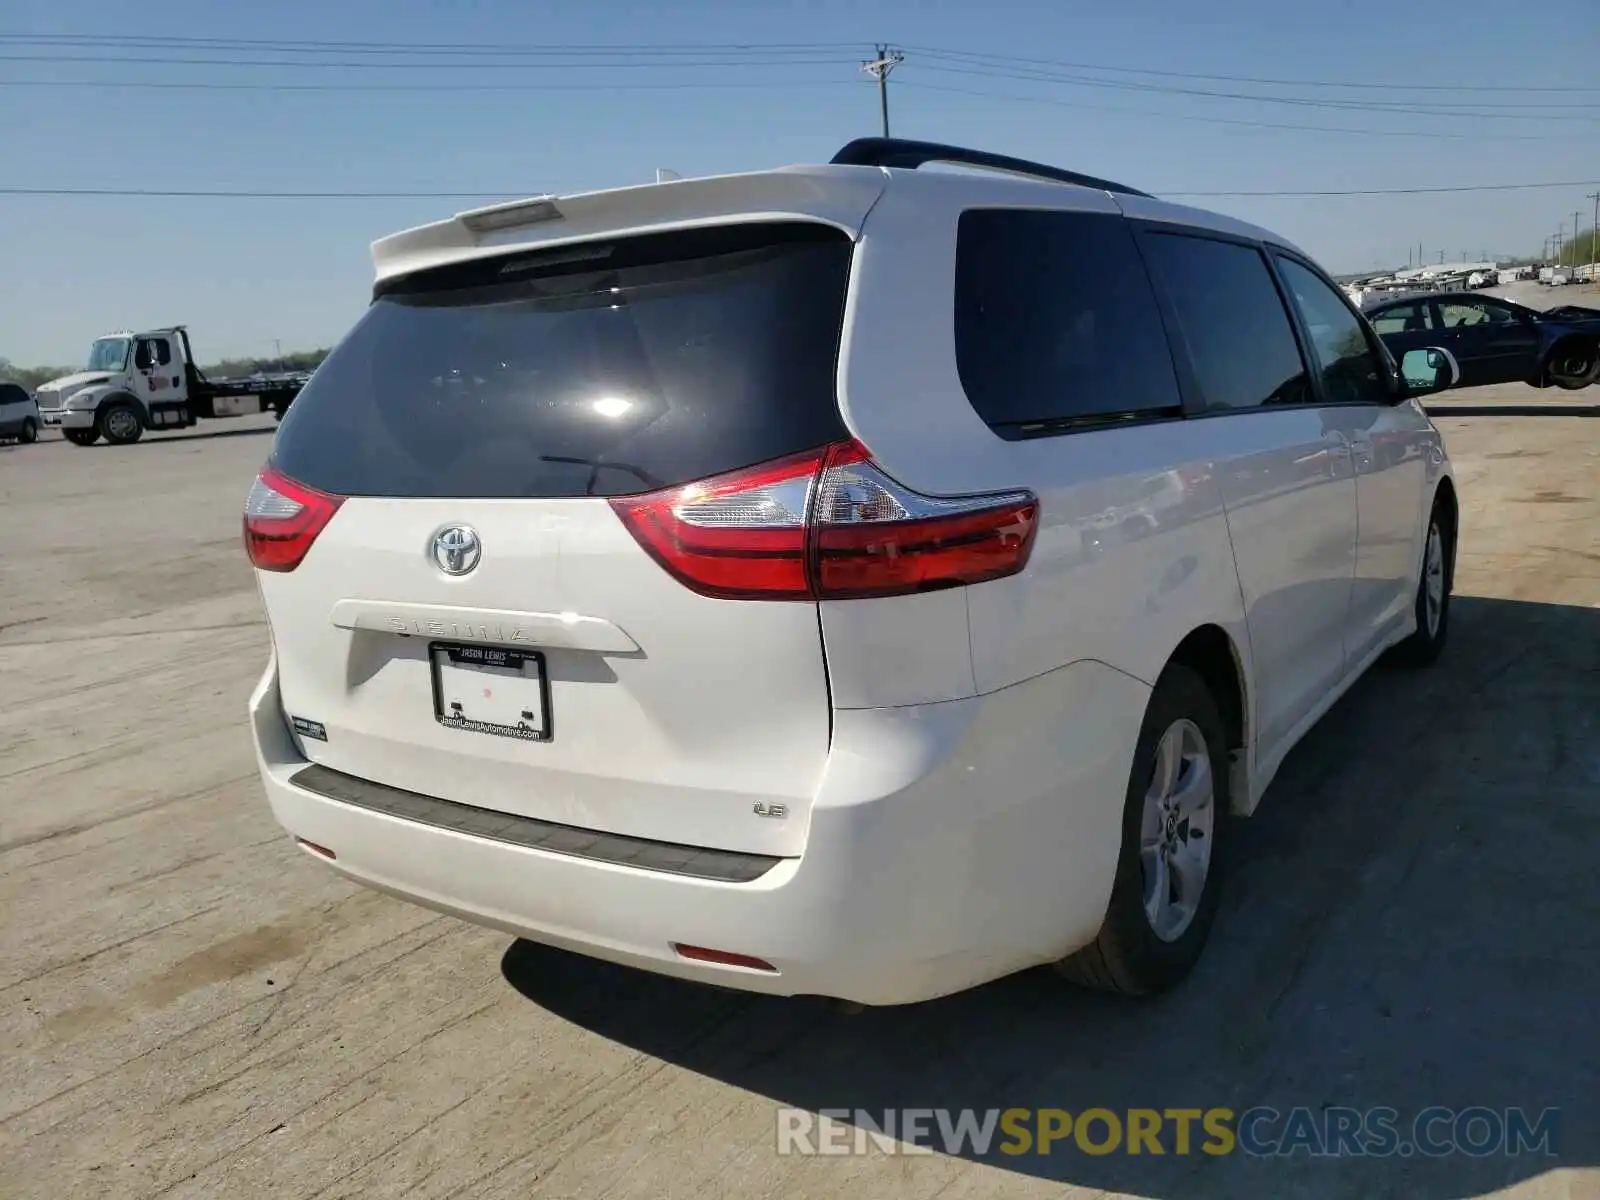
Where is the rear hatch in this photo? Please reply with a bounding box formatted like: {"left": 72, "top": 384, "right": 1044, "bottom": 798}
{"left": 251, "top": 222, "right": 856, "bottom": 857}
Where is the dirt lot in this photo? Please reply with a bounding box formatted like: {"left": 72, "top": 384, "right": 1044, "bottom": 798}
{"left": 2, "top": 400, "right": 1596, "bottom": 1200}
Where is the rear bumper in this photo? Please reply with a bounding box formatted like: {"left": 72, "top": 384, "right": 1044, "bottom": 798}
{"left": 39, "top": 409, "right": 91, "bottom": 429}
{"left": 250, "top": 654, "right": 1147, "bottom": 1006}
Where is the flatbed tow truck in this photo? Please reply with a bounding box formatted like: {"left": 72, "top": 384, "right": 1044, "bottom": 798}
{"left": 35, "top": 326, "right": 304, "bottom": 446}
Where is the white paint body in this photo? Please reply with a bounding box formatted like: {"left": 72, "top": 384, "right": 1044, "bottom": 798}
{"left": 0, "top": 383, "right": 38, "bottom": 438}
{"left": 249, "top": 163, "right": 1455, "bottom": 1005}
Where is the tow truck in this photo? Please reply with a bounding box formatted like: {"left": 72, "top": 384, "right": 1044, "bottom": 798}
{"left": 35, "top": 326, "right": 305, "bottom": 446}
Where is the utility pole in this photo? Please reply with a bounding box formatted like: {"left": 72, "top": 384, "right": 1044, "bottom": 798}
{"left": 861, "top": 45, "right": 904, "bottom": 137}
{"left": 1589, "top": 192, "right": 1600, "bottom": 267}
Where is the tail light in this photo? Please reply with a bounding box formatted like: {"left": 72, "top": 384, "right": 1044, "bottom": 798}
{"left": 610, "top": 439, "right": 1037, "bottom": 601}
{"left": 243, "top": 466, "right": 344, "bottom": 572}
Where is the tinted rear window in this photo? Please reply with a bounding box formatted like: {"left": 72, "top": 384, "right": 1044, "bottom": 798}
{"left": 953, "top": 209, "right": 1182, "bottom": 435}
{"left": 271, "top": 223, "right": 853, "bottom": 498}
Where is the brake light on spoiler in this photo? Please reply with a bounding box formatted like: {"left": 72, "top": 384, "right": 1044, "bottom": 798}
{"left": 610, "top": 440, "right": 1038, "bottom": 601}
{"left": 243, "top": 466, "right": 345, "bottom": 572}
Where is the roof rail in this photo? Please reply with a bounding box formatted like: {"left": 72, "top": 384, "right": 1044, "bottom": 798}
{"left": 829, "top": 137, "right": 1151, "bottom": 199}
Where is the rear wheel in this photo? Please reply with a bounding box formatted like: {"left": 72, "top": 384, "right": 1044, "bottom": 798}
{"left": 1392, "top": 508, "right": 1453, "bottom": 666}
{"left": 1058, "top": 664, "right": 1229, "bottom": 995}
{"left": 18, "top": 417, "right": 37, "bottom": 444}
{"left": 97, "top": 401, "right": 144, "bottom": 446}
{"left": 1546, "top": 338, "right": 1597, "bottom": 391}
{"left": 64, "top": 428, "right": 100, "bottom": 446}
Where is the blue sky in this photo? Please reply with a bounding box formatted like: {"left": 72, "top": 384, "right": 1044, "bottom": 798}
{"left": 3, "top": 0, "right": 1596, "bottom": 365}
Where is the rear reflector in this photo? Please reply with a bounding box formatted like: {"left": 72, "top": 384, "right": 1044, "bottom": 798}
{"left": 672, "top": 944, "right": 778, "bottom": 972}
{"left": 243, "top": 466, "right": 345, "bottom": 572}
{"left": 611, "top": 439, "right": 1037, "bottom": 601}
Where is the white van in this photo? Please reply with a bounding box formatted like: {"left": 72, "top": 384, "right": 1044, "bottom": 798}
{"left": 0, "top": 382, "right": 40, "bottom": 444}
{"left": 244, "top": 139, "right": 1463, "bottom": 1005}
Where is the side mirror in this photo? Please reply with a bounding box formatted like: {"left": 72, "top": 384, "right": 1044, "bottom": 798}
{"left": 1398, "top": 346, "right": 1460, "bottom": 397}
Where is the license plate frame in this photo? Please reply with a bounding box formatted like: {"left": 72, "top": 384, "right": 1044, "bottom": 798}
{"left": 429, "top": 642, "right": 552, "bottom": 742}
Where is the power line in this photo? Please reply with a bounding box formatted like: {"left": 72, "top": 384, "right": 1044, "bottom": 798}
{"left": 902, "top": 44, "right": 1600, "bottom": 93}
{"left": 908, "top": 62, "right": 1600, "bottom": 120}
{"left": 2, "top": 179, "right": 1593, "bottom": 200}
{"left": 6, "top": 33, "right": 1596, "bottom": 94}
{"left": 0, "top": 78, "right": 828, "bottom": 94}
{"left": 0, "top": 33, "right": 864, "bottom": 54}
{"left": 898, "top": 80, "right": 1584, "bottom": 142}
{"left": 0, "top": 52, "right": 850, "bottom": 69}
{"left": 1173, "top": 180, "right": 1600, "bottom": 198}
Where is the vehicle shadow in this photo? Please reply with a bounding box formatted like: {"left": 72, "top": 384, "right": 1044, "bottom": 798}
{"left": 137, "top": 425, "right": 280, "bottom": 445}
{"left": 500, "top": 594, "right": 1598, "bottom": 1198}
{"left": 1425, "top": 402, "right": 1599, "bottom": 417}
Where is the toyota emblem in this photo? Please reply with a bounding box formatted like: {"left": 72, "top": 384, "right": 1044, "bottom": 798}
{"left": 431, "top": 526, "right": 482, "bottom": 576}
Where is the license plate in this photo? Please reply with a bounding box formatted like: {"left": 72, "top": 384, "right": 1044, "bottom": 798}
{"left": 42, "top": 413, "right": 61, "bottom": 425}
{"left": 430, "top": 643, "right": 550, "bottom": 741}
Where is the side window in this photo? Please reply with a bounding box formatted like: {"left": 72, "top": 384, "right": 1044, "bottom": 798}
{"left": 1275, "top": 258, "right": 1391, "bottom": 407}
{"left": 1139, "top": 232, "right": 1311, "bottom": 411}
{"left": 1438, "top": 298, "right": 1519, "bottom": 328}
{"left": 1369, "top": 302, "right": 1432, "bottom": 335}
{"left": 136, "top": 338, "right": 173, "bottom": 369}
{"left": 953, "top": 209, "right": 1183, "bottom": 433}
{"left": 1436, "top": 300, "right": 1493, "bottom": 328}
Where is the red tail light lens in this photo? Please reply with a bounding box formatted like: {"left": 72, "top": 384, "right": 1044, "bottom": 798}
{"left": 609, "top": 446, "right": 823, "bottom": 600}
{"left": 610, "top": 440, "right": 1037, "bottom": 601}
{"left": 243, "top": 466, "right": 344, "bottom": 572}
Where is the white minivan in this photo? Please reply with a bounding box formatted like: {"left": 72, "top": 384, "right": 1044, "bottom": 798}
{"left": 245, "top": 139, "right": 1462, "bottom": 1006}
{"left": 0, "top": 382, "right": 40, "bottom": 444}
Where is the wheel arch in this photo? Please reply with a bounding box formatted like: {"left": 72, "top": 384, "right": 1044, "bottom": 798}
{"left": 1432, "top": 474, "right": 1459, "bottom": 582}
{"left": 1162, "top": 624, "right": 1251, "bottom": 816}
{"left": 1538, "top": 332, "right": 1599, "bottom": 387}
{"left": 94, "top": 391, "right": 146, "bottom": 422}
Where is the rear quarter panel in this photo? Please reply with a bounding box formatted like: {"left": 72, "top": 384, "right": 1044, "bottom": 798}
{"left": 832, "top": 173, "right": 1254, "bottom": 702}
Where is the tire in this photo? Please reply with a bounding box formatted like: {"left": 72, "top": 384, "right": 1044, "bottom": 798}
{"left": 63, "top": 428, "right": 100, "bottom": 446}
{"left": 1057, "top": 664, "right": 1230, "bottom": 995}
{"left": 18, "top": 417, "right": 37, "bottom": 444}
{"left": 97, "top": 401, "right": 144, "bottom": 446}
{"left": 1545, "top": 338, "right": 1596, "bottom": 391}
{"left": 1392, "top": 505, "right": 1453, "bottom": 667}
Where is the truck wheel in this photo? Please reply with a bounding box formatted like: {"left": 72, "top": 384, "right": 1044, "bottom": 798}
{"left": 18, "top": 417, "right": 37, "bottom": 444}
{"left": 98, "top": 402, "right": 144, "bottom": 446}
{"left": 64, "top": 428, "right": 100, "bottom": 446}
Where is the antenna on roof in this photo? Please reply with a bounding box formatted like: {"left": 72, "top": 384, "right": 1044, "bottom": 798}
{"left": 656, "top": 168, "right": 683, "bottom": 184}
